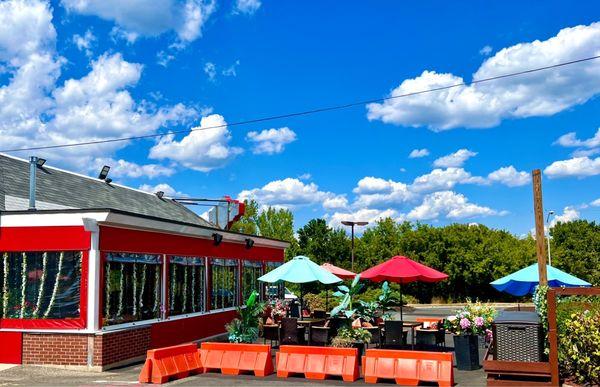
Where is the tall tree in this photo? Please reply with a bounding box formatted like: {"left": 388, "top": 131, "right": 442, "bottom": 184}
{"left": 257, "top": 207, "right": 298, "bottom": 260}
{"left": 551, "top": 220, "right": 600, "bottom": 286}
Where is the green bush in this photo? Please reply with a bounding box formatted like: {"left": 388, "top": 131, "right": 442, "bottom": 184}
{"left": 557, "top": 309, "right": 600, "bottom": 385}
{"left": 303, "top": 291, "right": 327, "bottom": 311}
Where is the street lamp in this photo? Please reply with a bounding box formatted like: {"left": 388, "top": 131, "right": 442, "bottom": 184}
{"left": 341, "top": 220, "right": 369, "bottom": 271}
{"left": 546, "top": 210, "right": 555, "bottom": 266}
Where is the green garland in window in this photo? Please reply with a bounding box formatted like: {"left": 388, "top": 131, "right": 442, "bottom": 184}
{"left": 44, "top": 252, "right": 64, "bottom": 318}
{"left": 153, "top": 268, "right": 160, "bottom": 314}
{"left": 132, "top": 263, "right": 138, "bottom": 317}
{"left": 2, "top": 253, "right": 8, "bottom": 318}
{"left": 105, "top": 263, "right": 111, "bottom": 321}
{"left": 170, "top": 265, "right": 176, "bottom": 312}
{"left": 182, "top": 266, "right": 188, "bottom": 313}
{"left": 19, "top": 252, "right": 27, "bottom": 318}
{"left": 32, "top": 252, "right": 48, "bottom": 318}
{"left": 191, "top": 266, "right": 196, "bottom": 313}
{"left": 116, "top": 262, "right": 124, "bottom": 318}
{"left": 139, "top": 263, "right": 146, "bottom": 315}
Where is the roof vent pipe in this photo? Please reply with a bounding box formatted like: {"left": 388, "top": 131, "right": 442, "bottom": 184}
{"left": 29, "top": 156, "right": 37, "bottom": 210}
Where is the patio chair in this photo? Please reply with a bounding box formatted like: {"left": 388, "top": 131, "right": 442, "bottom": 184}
{"left": 309, "top": 320, "right": 330, "bottom": 346}
{"left": 328, "top": 317, "right": 351, "bottom": 339}
{"left": 313, "top": 309, "right": 327, "bottom": 319}
{"left": 363, "top": 326, "right": 381, "bottom": 348}
{"left": 263, "top": 323, "right": 279, "bottom": 347}
{"left": 279, "top": 317, "right": 306, "bottom": 345}
{"left": 382, "top": 320, "right": 408, "bottom": 348}
{"left": 289, "top": 301, "right": 300, "bottom": 318}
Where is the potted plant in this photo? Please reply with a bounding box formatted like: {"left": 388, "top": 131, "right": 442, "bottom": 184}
{"left": 445, "top": 300, "right": 496, "bottom": 370}
{"left": 330, "top": 274, "right": 364, "bottom": 318}
{"left": 270, "top": 299, "right": 287, "bottom": 322}
{"left": 226, "top": 291, "right": 265, "bottom": 343}
{"left": 332, "top": 327, "right": 372, "bottom": 357}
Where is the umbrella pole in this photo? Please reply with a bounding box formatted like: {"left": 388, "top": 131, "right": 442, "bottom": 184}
{"left": 300, "top": 283, "right": 304, "bottom": 321}
{"left": 400, "top": 283, "right": 404, "bottom": 321}
{"left": 326, "top": 287, "right": 329, "bottom": 311}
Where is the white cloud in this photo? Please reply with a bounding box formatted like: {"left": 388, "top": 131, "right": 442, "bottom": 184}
{"left": 234, "top": 0, "right": 261, "bottom": 15}
{"left": 246, "top": 127, "right": 297, "bottom": 154}
{"left": 550, "top": 206, "right": 580, "bottom": 227}
{"left": 544, "top": 156, "right": 600, "bottom": 178}
{"left": 367, "top": 23, "right": 600, "bottom": 130}
{"left": 479, "top": 45, "right": 492, "bottom": 56}
{"left": 322, "top": 195, "right": 348, "bottom": 210}
{"left": 62, "top": 0, "right": 216, "bottom": 44}
{"left": 327, "top": 208, "right": 402, "bottom": 229}
{"left": 407, "top": 191, "right": 502, "bottom": 220}
{"left": 157, "top": 50, "right": 175, "bottom": 67}
{"left": 92, "top": 158, "right": 175, "bottom": 179}
{"left": 352, "top": 177, "right": 414, "bottom": 208}
{"left": 238, "top": 178, "right": 341, "bottom": 209}
{"left": 433, "top": 149, "right": 477, "bottom": 168}
{"left": 487, "top": 166, "right": 531, "bottom": 187}
{"left": 149, "top": 114, "right": 242, "bottom": 172}
{"left": 298, "top": 173, "right": 311, "bottom": 180}
{"left": 138, "top": 183, "right": 185, "bottom": 197}
{"left": 72, "top": 29, "right": 95, "bottom": 57}
{"left": 591, "top": 198, "right": 600, "bottom": 207}
{"left": 204, "top": 62, "right": 216, "bottom": 81}
{"left": 409, "top": 148, "right": 429, "bottom": 158}
{"left": 222, "top": 60, "right": 240, "bottom": 77}
{"left": 411, "top": 167, "right": 486, "bottom": 193}
{"left": 555, "top": 127, "right": 600, "bottom": 148}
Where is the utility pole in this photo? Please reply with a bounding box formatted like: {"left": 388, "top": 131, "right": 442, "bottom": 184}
{"left": 341, "top": 221, "right": 368, "bottom": 272}
{"left": 532, "top": 169, "right": 548, "bottom": 286}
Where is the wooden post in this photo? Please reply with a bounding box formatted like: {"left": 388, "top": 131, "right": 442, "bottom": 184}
{"left": 547, "top": 288, "right": 559, "bottom": 386}
{"left": 532, "top": 169, "right": 548, "bottom": 286}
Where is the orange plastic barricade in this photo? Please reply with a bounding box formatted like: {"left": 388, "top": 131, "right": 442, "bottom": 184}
{"left": 198, "top": 342, "right": 274, "bottom": 377}
{"left": 362, "top": 349, "right": 454, "bottom": 386}
{"left": 138, "top": 343, "right": 203, "bottom": 384}
{"left": 276, "top": 345, "right": 359, "bottom": 382}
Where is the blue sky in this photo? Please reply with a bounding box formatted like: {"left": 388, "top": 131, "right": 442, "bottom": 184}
{"left": 1, "top": 0, "right": 599, "bottom": 235}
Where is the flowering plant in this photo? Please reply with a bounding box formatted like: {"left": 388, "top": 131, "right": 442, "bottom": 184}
{"left": 270, "top": 299, "right": 287, "bottom": 319}
{"left": 445, "top": 300, "right": 496, "bottom": 340}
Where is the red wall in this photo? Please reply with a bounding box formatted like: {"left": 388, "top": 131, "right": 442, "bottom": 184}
{"left": 150, "top": 310, "right": 237, "bottom": 348}
{"left": 99, "top": 226, "right": 284, "bottom": 261}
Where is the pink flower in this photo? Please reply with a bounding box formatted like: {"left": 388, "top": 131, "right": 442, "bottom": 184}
{"left": 474, "top": 317, "right": 484, "bottom": 327}
{"left": 485, "top": 329, "right": 493, "bottom": 343}
{"left": 460, "top": 318, "right": 471, "bottom": 330}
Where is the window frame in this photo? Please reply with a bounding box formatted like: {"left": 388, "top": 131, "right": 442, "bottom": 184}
{"left": 0, "top": 250, "right": 88, "bottom": 330}
{"left": 166, "top": 255, "right": 208, "bottom": 319}
{"left": 209, "top": 258, "right": 240, "bottom": 311}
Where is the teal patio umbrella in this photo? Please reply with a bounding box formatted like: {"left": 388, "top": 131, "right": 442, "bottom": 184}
{"left": 259, "top": 255, "right": 342, "bottom": 318}
{"left": 491, "top": 263, "right": 591, "bottom": 296}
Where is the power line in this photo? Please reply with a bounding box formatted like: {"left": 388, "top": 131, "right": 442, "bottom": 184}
{"left": 1, "top": 55, "right": 599, "bottom": 153}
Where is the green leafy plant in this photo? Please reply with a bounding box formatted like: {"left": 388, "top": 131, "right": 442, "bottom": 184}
{"left": 533, "top": 285, "right": 549, "bottom": 353}
{"left": 334, "top": 327, "right": 373, "bottom": 345}
{"left": 330, "top": 274, "right": 364, "bottom": 318}
{"left": 357, "top": 281, "right": 400, "bottom": 322}
{"left": 226, "top": 291, "right": 265, "bottom": 343}
{"left": 444, "top": 300, "right": 496, "bottom": 339}
{"left": 557, "top": 309, "right": 600, "bottom": 385}
{"left": 331, "top": 335, "right": 354, "bottom": 348}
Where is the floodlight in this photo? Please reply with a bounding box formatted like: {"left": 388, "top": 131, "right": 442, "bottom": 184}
{"left": 36, "top": 158, "right": 46, "bottom": 167}
{"left": 213, "top": 233, "right": 223, "bottom": 246}
{"left": 98, "top": 165, "right": 110, "bottom": 180}
{"left": 245, "top": 238, "right": 254, "bottom": 249}
{"left": 105, "top": 177, "right": 113, "bottom": 184}
{"left": 156, "top": 191, "right": 165, "bottom": 199}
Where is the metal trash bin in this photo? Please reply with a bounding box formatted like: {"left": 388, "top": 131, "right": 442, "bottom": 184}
{"left": 492, "top": 311, "right": 544, "bottom": 362}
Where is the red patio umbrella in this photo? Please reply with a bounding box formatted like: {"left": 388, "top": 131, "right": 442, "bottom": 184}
{"left": 321, "top": 263, "right": 356, "bottom": 310}
{"left": 360, "top": 256, "right": 448, "bottom": 320}
{"left": 321, "top": 263, "right": 356, "bottom": 280}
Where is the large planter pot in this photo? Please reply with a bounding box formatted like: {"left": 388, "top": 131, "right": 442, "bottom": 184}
{"left": 453, "top": 334, "right": 480, "bottom": 370}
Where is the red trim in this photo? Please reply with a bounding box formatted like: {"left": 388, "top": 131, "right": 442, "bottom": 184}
{"left": 163, "top": 255, "right": 169, "bottom": 319}
{"left": 0, "top": 251, "right": 88, "bottom": 330}
{"left": 98, "top": 252, "right": 106, "bottom": 328}
{"left": 0, "top": 332, "right": 22, "bottom": 364}
{"left": 0, "top": 226, "right": 90, "bottom": 251}
{"left": 99, "top": 226, "right": 284, "bottom": 261}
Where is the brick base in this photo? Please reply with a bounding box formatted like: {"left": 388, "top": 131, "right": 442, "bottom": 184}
{"left": 22, "top": 327, "right": 151, "bottom": 369}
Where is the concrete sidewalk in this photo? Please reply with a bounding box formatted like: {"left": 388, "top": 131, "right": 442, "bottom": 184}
{"left": 0, "top": 362, "right": 486, "bottom": 386}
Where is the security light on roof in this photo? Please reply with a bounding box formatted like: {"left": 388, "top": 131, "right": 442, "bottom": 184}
{"left": 36, "top": 158, "right": 46, "bottom": 167}
{"left": 156, "top": 191, "right": 165, "bottom": 199}
{"left": 98, "top": 165, "right": 110, "bottom": 180}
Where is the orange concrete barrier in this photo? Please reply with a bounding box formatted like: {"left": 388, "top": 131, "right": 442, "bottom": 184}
{"left": 276, "top": 345, "right": 359, "bottom": 382}
{"left": 362, "top": 349, "right": 454, "bottom": 386}
{"left": 138, "top": 343, "right": 203, "bottom": 384}
{"left": 198, "top": 342, "right": 274, "bottom": 376}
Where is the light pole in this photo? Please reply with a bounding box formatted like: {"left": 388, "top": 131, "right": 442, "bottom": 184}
{"left": 546, "top": 210, "right": 555, "bottom": 266}
{"left": 341, "top": 221, "right": 368, "bottom": 272}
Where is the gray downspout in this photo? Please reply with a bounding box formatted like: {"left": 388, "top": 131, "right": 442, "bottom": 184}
{"left": 29, "top": 156, "right": 37, "bottom": 211}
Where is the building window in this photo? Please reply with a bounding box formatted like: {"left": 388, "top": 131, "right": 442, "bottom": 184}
{"left": 210, "top": 258, "right": 239, "bottom": 310}
{"left": 242, "top": 260, "right": 263, "bottom": 301}
{"left": 0, "top": 251, "right": 81, "bottom": 320}
{"left": 264, "top": 261, "right": 284, "bottom": 301}
{"left": 103, "top": 253, "right": 162, "bottom": 326}
{"left": 169, "top": 256, "right": 206, "bottom": 316}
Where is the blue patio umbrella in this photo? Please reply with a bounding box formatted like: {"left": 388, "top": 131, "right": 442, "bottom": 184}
{"left": 259, "top": 255, "right": 342, "bottom": 318}
{"left": 491, "top": 263, "right": 591, "bottom": 296}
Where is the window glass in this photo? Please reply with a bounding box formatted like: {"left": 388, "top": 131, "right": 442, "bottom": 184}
{"left": 0, "top": 251, "right": 81, "bottom": 320}
{"left": 210, "top": 258, "right": 239, "bottom": 310}
{"left": 169, "top": 256, "right": 206, "bottom": 316}
{"left": 264, "top": 261, "right": 284, "bottom": 301}
{"left": 104, "top": 253, "right": 162, "bottom": 326}
{"left": 242, "top": 260, "right": 263, "bottom": 301}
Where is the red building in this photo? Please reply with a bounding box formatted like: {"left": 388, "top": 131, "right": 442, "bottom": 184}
{"left": 0, "top": 154, "right": 287, "bottom": 370}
